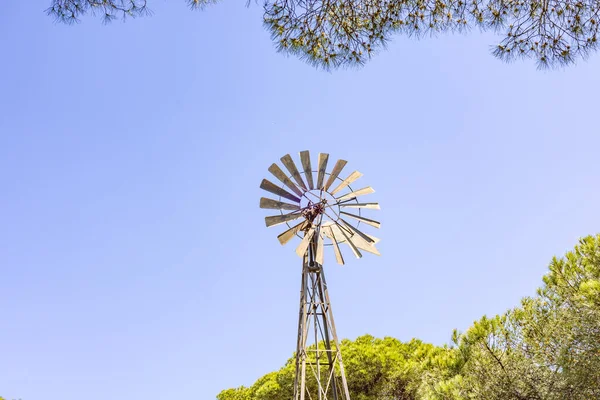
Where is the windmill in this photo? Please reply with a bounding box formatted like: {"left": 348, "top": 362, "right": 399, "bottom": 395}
{"left": 259, "top": 151, "right": 381, "bottom": 400}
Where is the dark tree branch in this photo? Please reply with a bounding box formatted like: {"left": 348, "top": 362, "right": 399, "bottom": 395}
{"left": 47, "top": 0, "right": 600, "bottom": 68}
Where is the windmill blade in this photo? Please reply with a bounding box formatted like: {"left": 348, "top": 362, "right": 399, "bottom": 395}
{"left": 322, "top": 223, "right": 348, "bottom": 244}
{"left": 265, "top": 212, "right": 304, "bottom": 227}
{"left": 340, "top": 202, "right": 380, "bottom": 210}
{"left": 260, "top": 197, "right": 300, "bottom": 211}
{"left": 260, "top": 179, "right": 301, "bottom": 203}
{"left": 335, "top": 222, "right": 362, "bottom": 259}
{"left": 327, "top": 226, "right": 345, "bottom": 265}
{"left": 336, "top": 187, "right": 375, "bottom": 202}
{"left": 300, "top": 150, "right": 314, "bottom": 190}
{"left": 330, "top": 171, "right": 363, "bottom": 195}
{"left": 351, "top": 236, "right": 381, "bottom": 255}
{"left": 340, "top": 218, "right": 375, "bottom": 243}
{"left": 365, "top": 233, "right": 381, "bottom": 244}
{"left": 280, "top": 154, "right": 307, "bottom": 191}
{"left": 296, "top": 228, "right": 315, "bottom": 257}
{"left": 324, "top": 159, "right": 347, "bottom": 192}
{"left": 268, "top": 164, "right": 304, "bottom": 197}
{"left": 277, "top": 221, "right": 308, "bottom": 245}
{"left": 339, "top": 223, "right": 381, "bottom": 255}
{"left": 337, "top": 221, "right": 354, "bottom": 238}
{"left": 316, "top": 153, "right": 329, "bottom": 189}
{"left": 315, "top": 231, "right": 324, "bottom": 265}
{"left": 340, "top": 211, "right": 381, "bottom": 228}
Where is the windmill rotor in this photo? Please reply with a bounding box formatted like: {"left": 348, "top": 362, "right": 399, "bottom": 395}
{"left": 260, "top": 151, "right": 380, "bottom": 265}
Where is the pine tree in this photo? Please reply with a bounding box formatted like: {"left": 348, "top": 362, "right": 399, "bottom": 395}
{"left": 48, "top": 0, "right": 600, "bottom": 69}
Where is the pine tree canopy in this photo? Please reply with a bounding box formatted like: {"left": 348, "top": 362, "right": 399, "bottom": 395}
{"left": 47, "top": 0, "right": 600, "bottom": 69}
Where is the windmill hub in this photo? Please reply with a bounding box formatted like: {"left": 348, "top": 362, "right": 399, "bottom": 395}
{"left": 301, "top": 199, "right": 327, "bottom": 226}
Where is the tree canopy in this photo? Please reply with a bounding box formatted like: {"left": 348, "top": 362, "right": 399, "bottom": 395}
{"left": 47, "top": 0, "right": 600, "bottom": 69}
{"left": 217, "top": 234, "right": 600, "bottom": 399}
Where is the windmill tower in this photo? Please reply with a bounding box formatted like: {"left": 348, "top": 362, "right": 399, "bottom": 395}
{"left": 259, "top": 151, "right": 381, "bottom": 400}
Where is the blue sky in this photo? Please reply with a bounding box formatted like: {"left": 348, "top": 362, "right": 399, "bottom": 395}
{"left": 2, "top": 2, "right": 600, "bottom": 400}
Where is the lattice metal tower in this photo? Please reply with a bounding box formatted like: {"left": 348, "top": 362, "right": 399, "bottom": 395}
{"left": 259, "top": 151, "right": 381, "bottom": 400}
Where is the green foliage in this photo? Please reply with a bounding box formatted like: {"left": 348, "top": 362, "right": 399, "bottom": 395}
{"left": 219, "top": 234, "right": 600, "bottom": 400}
{"left": 48, "top": 0, "right": 600, "bottom": 69}
{"left": 46, "top": 0, "right": 216, "bottom": 23}
{"left": 454, "top": 234, "right": 600, "bottom": 400}
{"left": 217, "top": 335, "right": 464, "bottom": 400}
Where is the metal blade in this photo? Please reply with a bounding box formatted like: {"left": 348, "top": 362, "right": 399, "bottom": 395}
{"left": 260, "top": 179, "right": 301, "bottom": 203}
{"left": 328, "top": 226, "right": 345, "bottom": 265}
{"left": 280, "top": 154, "right": 307, "bottom": 191}
{"left": 277, "top": 221, "right": 308, "bottom": 245}
{"left": 316, "top": 153, "right": 329, "bottom": 189}
{"left": 336, "top": 186, "right": 375, "bottom": 202}
{"left": 339, "top": 211, "right": 381, "bottom": 228}
{"left": 332, "top": 221, "right": 353, "bottom": 239}
{"left": 316, "top": 231, "right": 324, "bottom": 265}
{"left": 330, "top": 171, "right": 363, "bottom": 195}
{"left": 322, "top": 222, "right": 349, "bottom": 244}
{"left": 340, "top": 218, "right": 375, "bottom": 243}
{"left": 268, "top": 164, "right": 304, "bottom": 197}
{"left": 260, "top": 197, "right": 300, "bottom": 211}
{"left": 365, "top": 233, "right": 381, "bottom": 244}
{"left": 335, "top": 222, "right": 362, "bottom": 259}
{"left": 265, "top": 212, "right": 304, "bottom": 227}
{"left": 339, "top": 222, "right": 380, "bottom": 255}
{"left": 351, "top": 236, "right": 381, "bottom": 255}
{"left": 324, "top": 159, "right": 347, "bottom": 192}
{"left": 339, "top": 202, "right": 380, "bottom": 210}
{"left": 296, "top": 228, "right": 315, "bottom": 257}
{"left": 300, "top": 150, "right": 314, "bottom": 190}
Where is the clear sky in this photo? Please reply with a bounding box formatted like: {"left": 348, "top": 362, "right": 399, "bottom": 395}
{"left": 1, "top": 2, "right": 600, "bottom": 400}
